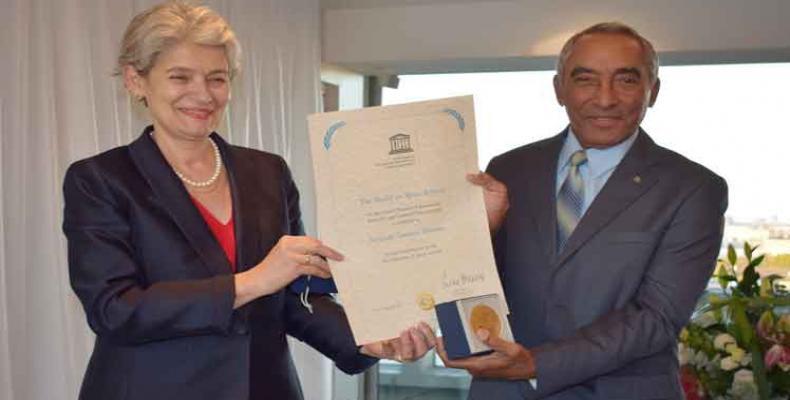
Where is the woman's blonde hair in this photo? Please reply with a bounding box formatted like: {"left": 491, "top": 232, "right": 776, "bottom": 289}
{"left": 117, "top": 1, "right": 241, "bottom": 79}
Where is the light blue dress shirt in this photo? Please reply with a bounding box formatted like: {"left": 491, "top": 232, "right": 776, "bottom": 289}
{"left": 555, "top": 127, "right": 639, "bottom": 216}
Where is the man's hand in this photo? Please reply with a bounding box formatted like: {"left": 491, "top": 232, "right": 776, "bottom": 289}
{"left": 360, "top": 322, "right": 436, "bottom": 362}
{"left": 437, "top": 329, "right": 535, "bottom": 380}
{"left": 467, "top": 172, "right": 509, "bottom": 233}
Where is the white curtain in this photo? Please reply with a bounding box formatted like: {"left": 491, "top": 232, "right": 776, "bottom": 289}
{"left": 0, "top": 0, "right": 332, "bottom": 399}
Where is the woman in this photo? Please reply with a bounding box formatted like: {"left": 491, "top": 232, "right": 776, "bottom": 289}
{"left": 62, "top": 2, "right": 433, "bottom": 399}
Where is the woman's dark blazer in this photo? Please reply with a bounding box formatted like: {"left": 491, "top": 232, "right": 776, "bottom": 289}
{"left": 63, "top": 127, "right": 375, "bottom": 400}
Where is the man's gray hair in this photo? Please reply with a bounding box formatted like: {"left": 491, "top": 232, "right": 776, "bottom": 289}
{"left": 556, "top": 22, "right": 659, "bottom": 82}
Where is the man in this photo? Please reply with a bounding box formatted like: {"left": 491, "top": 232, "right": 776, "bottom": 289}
{"left": 442, "top": 22, "right": 728, "bottom": 399}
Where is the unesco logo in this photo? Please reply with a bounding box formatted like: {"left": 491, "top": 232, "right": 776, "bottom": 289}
{"left": 388, "top": 133, "right": 414, "bottom": 155}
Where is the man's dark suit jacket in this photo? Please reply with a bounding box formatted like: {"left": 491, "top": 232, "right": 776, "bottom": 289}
{"left": 63, "top": 127, "right": 375, "bottom": 400}
{"left": 469, "top": 129, "right": 727, "bottom": 400}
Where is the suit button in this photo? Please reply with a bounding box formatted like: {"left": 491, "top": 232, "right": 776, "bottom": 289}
{"left": 232, "top": 320, "right": 249, "bottom": 335}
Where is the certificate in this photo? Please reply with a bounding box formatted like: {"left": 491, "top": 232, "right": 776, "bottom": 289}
{"left": 308, "top": 96, "right": 506, "bottom": 345}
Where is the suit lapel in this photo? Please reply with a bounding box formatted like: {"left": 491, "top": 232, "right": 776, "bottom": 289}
{"left": 555, "top": 130, "right": 662, "bottom": 267}
{"left": 217, "top": 137, "right": 269, "bottom": 273}
{"left": 128, "top": 128, "right": 232, "bottom": 276}
{"left": 526, "top": 132, "right": 566, "bottom": 262}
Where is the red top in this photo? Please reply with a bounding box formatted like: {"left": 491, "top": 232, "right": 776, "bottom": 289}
{"left": 191, "top": 197, "right": 236, "bottom": 272}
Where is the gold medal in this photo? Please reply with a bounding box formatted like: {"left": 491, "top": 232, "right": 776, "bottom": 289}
{"left": 416, "top": 292, "right": 435, "bottom": 310}
{"left": 469, "top": 304, "right": 501, "bottom": 338}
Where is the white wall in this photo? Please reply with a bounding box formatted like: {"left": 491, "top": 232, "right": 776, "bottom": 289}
{"left": 321, "top": 65, "right": 367, "bottom": 109}
{"left": 323, "top": 0, "right": 790, "bottom": 74}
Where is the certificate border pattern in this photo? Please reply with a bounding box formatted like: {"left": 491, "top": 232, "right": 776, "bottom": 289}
{"left": 323, "top": 121, "right": 347, "bottom": 150}
{"left": 442, "top": 108, "right": 465, "bottom": 131}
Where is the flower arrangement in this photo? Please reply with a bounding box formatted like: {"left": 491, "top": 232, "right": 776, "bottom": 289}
{"left": 679, "top": 243, "right": 790, "bottom": 400}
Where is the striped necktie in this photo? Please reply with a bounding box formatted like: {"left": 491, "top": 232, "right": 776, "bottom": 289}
{"left": 557, "top": 150, "right": 587, "bottom": 251}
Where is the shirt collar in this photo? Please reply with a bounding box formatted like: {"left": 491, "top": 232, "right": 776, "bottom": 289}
{"left": 559, "top": 127, "right": 640, "bottom": 179}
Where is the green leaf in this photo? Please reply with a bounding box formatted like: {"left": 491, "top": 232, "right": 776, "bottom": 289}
{"left": 715, "top": 263, "right": 735, "bottom": 291}
{"left": 748, "top": 254, "right": 765, "bottom": 269}
{"left": 747, "top": 340, "right": 772, "bottom": 400}
{"left": 727, "top": 244, "right": 737, "bottom": 266}
{"left": 737, "top": 255, "right": 762, "bottom": 296}
{"left": 760, "top": 277, "right": 775, "bottom": 297}
{"left": 702, "top": 300, "right": 731, "bottom": 313}
{"left": 716, "top": 274, "right": 737, "bottom": 283}
{"left": 744, "top": 276, "right": 760, "bottom": 297}
{"left": 757, "top": 311, "right": 775, "bottom": 338}
{"left": 705, "top": 293, "right": 731, "bottom": 306}
{"left": 729, "top": 299, "right": 754, "bottom": 347}
{"left": 744, "top": 241, "right": 753, "bottom": 260}
{"left": 754, "top": 297, "right": 790, "bottom": 307}
{"left": 769, "top": 367, "right": 790, "bottom": 391}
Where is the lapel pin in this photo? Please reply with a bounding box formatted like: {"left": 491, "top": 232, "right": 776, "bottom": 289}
{"left": 633, "top": 175, "right": 642, "bottom": 184}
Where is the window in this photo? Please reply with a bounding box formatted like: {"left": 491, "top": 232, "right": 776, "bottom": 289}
{"left": 377, "top": 63, "right": 790, "bottom": 399}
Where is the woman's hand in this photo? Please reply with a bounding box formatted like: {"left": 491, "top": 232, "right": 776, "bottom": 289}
{"left": 360, "top": 322, "right": 437, "bottom": 362}
{"left": 234, "top": 235, "right": 343, "bottom": 308}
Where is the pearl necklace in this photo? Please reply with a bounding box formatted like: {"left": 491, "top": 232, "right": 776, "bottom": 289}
{"left": 172, "top": 138, "right": 223, "bottom": 188}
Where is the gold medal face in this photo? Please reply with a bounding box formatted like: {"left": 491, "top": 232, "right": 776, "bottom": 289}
{"left": 469, "top": 304, "right": 501, "bottom": 338}
{"left": 416, "top": 292, "right": 435, "bottom": 310}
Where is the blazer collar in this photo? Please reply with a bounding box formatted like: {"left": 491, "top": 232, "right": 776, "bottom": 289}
{"left": 526, "top": 130, "right": 566, "bottom": 262}
{"left": 128, "top": 126, "right": 240, "bottom": 276}
{"left": 555, "top": 128, "right": 662, "bottom": 266}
